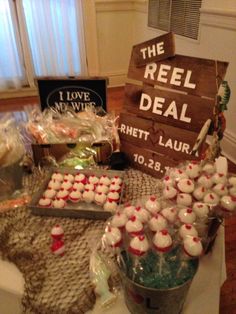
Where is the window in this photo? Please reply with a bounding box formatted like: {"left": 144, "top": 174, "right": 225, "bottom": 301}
{"left": 148, "top": 0, "right": 202, "bottom": 40}
{"left": 0, "top": 0, "right": 87, "bottom": 91}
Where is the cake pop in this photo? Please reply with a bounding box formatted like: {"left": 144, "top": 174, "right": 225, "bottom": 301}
{"left": 192, "top": 202, "right": 209, "bottom": 218}
{"left": 88, "top": 175, "right": 99, "bottom": 185}
{"left": 48, "top": 179, "right": 61, "bottom": 190}
{"left": 107, "top": 191, "right": 120, "bottom": 202}
{"left": 170, "top": 168, "right": 188, "bottom": 182}
{"left": 179, "top": 224, "right": 198, "bottom": 239}
{"left": 123, "top": 203, "right": 135, "bottom": 218}
{"left": 178, "top": 208, "right": 196, "bottom": 224}
{"left": 161, "top": 207, "right": 178, "bottom": 224}
{"left": 202, "top": 163, "right": 215, "bottom": 174}
{"left": 128, "top": 235, "right": 149, "bottom": 256}
{"left": 177, "top": 179, "right": 194, "bottom": 194}
{"left": 203, "top": 192, "right": 219, "bottom": 205}
{"left": 103, "top": 226, "right": 122, "bottom": 249}
{"left": 51, "top": 239, "right": 65, "bottom": 256}
{"left": 177, "top": 193, "right": 192, "bottom": 207}
{"left": 133, "top": 206, "right": 150, "bottom": 223}
{"left": 125, "top": 216, "right": 144, "bottom": 237}
{"left": 69, "top": 190, "right": 82, "bottom": 202}
{"left": 84, "top": 183, "right": 95, "bottom": 191}
{"left": 38, "top": 197, "right": 51, "bottom": 207}
{"left": 185, "top": 162, "right": 201, "bottom": 179}
{"left": 56, "top": 188, "right": 69, "bottom": 201}
{"left": 145, "top": 196, "right": 161, "bottom": 214}
{"left": 163, "top": 175, "right": 174, "bottom": 187}
{"left": 73, "top": 182, "right": 85, "bottom": 192}
{"left": 74, "top": 173, "right": 87, "bottom": 184}
{"left": 103, "top": 200, "right": 118, "bottom": 213}
{"left": 228, "top": 176, "right": 236, "bottom": 186}
{"left": 197, "top": 174, "right": 213, "bottom": 189}
{"left": 99, "top": 175, "right": 111, "bottom": 186}
{"left": 229, "top": 187, "right": 236, "bottom": 197}
{"left": 148, "top": 214, "right": 168, "bottom": 233}
{"left": 109, "top": 182, "right": 122, "bottom": 193}
{"left": 183, "top": 236, "right": 203, "bottom": 258}
{"left": 212, "top": 173, "right": 227, "bottom": 185}
{"left": 51, "top": 172, "right": 64, "bottom": 182}
{"left": 213, "top": 183, "right": 228, "bottom": 196}
{"left": 51, "top": 225, "right": 64, "bottom": 240}
{"left": 52, "top": 198, "right": 66, "bottom": 208}
{"left": 220, "top": 195, "right": 236, "bottom": 212}
{"left": 44, "top": 188, "right": 57, "bottom": 199}
{"left": 82, "top": 189, "right": 95, "bottom": 203}
{"left": 193, "top": 186, "right": 206, "bottom": 201}
{"left": 63, "top": 173, "right": 74, "bottom": 182}
{"left": 94, "top": 192, "right": 107, "bottom": 206}
{"left": 111, "top": 212, "right": 128, "bottom": 230}
{"left": 111, "top": 176, "right": 123, "bottom": 186}
{"left": 61, "top": 180, "right": 73, "bottom": 190}
{"left": 163, "top": 186, "right": 177, "bottom": 200}
{"left": 96, "top": 184, "right": 109, "bottom": 194}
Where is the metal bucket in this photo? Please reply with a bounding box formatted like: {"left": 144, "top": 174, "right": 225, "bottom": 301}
{"left": 0, "top": 158, "right": 23, "bottom": 201}
{"left": 122, "top": 263, "right": 198, "bottom": 314}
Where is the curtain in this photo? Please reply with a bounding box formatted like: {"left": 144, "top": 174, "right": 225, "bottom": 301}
{"left": 0, "top": 0, "right": 26, "bottom": 90}
{"left": 21, "top": 0, "right": 87, "bottom": 77}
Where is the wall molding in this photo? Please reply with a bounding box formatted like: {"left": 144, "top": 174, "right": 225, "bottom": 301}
{"left": 200, "top": 7, "right": 236, "bottom": 30}
{"left": 95, "top": 0, "right": 147, "bottom": 13}
{"left": 221, "top": 129, "right": 236, "bottom": 164}
{"left": 100, "top": 70, "right": 127, "bottom": 87}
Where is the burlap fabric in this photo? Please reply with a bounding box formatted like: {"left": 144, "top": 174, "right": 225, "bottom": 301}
{"left": 0, "top": 168, "right": 161, "bottom": 314}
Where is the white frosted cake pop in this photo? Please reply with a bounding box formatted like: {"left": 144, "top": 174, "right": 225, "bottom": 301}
{"left": 107, "top": 191, "right": 120, "bottom": 202}
{"left": 163, "top": 186, "right": 177, "bottom": 199}
{"left": 203, "top": 192, "right": 219, "bottom": 205}
{"left": 94, "top": 192, "right": 107, "bottom": 205}
{"left": 73, "top": 182, "right": 85, "bottom": 192}
{"left": 133, "top": 206, "right": 150, "bottom": 223}
{"left": 192, "top": 202, "right": 209, "bottom": 218}
{"left": 103, "top": 226, "right": 122, "bottom": 248}
{"left": 84, "top": 183, "right": 95, "bottom": 191}
{"left": 202, "top": 163, "right": 215, "bottom": 174}
{"left": 183, "top": 236, "right": 203, "bottom": 257}
{"left": 61, "top": 180, "right": 73, "bottom": 190}
{"left": 63, "top": 173, "right": 74, "bottom": 182}
{"left": 109, "top": 182, "right": 122, "bottom": 192}
{"left": 170, "top": 168, "right": 188, "bottom": 182}
{"left": 82, "top": 189, "right": 95, "bottom": 203}
{"left": 145, "top": 196, "right": 161, "bottom": 214}
{"left": 220, "top": 195, "right": 236, "bottom": 212}
{"left": 88, "top": 175, "right": 99, "bottom": 185}
{"left": 148, "top": 214, "right": 168, "bottom": 233}
{"left": 177, "top": 193, "right": 192, "bottom": 207}
{"left": 44, "top": 188, "right": 56, "bottom": 199}
{"left": 111, "top": 212, "right": 128, "bottom": 230}
{"left": 177, "top": 179, "right": 194, "bottom": 193}
{"left": 179, "top": 224, "right": 198, "bottom": 239}
{"left": 74, "top": 173, "right": 87, "bottom": 184}
{"left": 51, "top": 172, "right": 64, "bottom": 182}
{"left": 103, "top": 200, "right": 118, "bottom": 213}
{"left": 228, "top": 176, "right": 236, "bottom": 186}
{"left": 56, "top": 189, "right": 69, "bottom": 200}
{"left": 96, "top": 183, "right": 109, "bottom": 194}
{"left": 129, "top": 235, "right": 149, "bottom": 256}
{"left": 125, "top": 216, "right": 143, "bottom": 237}
{"left": 48, "top": 180, "right": 61, "bottom": 190}
{"left": 123, "top": 203, "right": 135, "bottom": 218}
{"left": 51, "top": 224, "right": 64, "bottom": 240}
{"left": 213, "top": 183, "right": 228, "bottom": 196}
{"left": 38, "top": 197, "right": 51, "bottom": 207}
{"left": 197, "top": 174, "right": 213, "bottom": 189}
{"left": 212, "top": 173, "right": 227, "bottom": 185}
{"left": 153, "top": 229, "right": 173, "bottom": 252}
{"left": 185, "top": 162, "right": 201, "bottom": 179}
{"left": 163, "top": 175, "right": 174, "bottom": 187}
{"left": 111, "top": 176, "right": 123, "bottom": 185}
{"left": 69, "top": 190, "right": 82, "bottom": 202}
{"left": 99, "top": 175, "right": 111, "bottom": 186}
{"left": 178, "top": 208, "right": 196, "bottom": 224}
{"left": 193, "top": 186, "right": 206, "bottom": 201}
{"left": 52, "top": 198, "right": 66, "bottom": 208}
{"left": 161, "top": 207, "right": 178, "bottom": 223}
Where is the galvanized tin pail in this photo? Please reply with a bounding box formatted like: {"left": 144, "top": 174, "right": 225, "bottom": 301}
{"left": 122, "top": 263, "right": 198, "bottom": 314}
{"left": 0, "top": 158, "right": 23, "bottom": 201}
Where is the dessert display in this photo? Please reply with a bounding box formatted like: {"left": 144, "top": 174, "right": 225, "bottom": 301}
{"left": 29, "top": 168, "right": 125, "bottom": 219}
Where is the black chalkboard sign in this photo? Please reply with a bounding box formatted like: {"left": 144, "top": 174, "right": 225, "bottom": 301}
{"left": 37, "top": 78, "right": 107, "bottom": 112}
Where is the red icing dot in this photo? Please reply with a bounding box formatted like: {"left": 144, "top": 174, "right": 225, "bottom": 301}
{"left": 198, "top": 204, "right": 203, "bottom": 208}
{"left": 221, "top": 186, "right": 225, "bottom": 191}
{"left": 161, "top": 229, "right": 168, "bottom": 235}
{"left": 187, "top": 208, "right": 192, "bottom": 214}
{"left": 187, "top": 180, "right": 192, "bottom": 185}
{"left": 201, "top": 187, "right": 205, "bottom": 192}
{"left": 139, "top": 235, "right": 145, "bottom": 241}
{"left": 150, "top": 196, "right": 156, "bottom": 201}
{"left": 231, "top": 196, "right": 236, "bottom": 202}
{"left": 135, "top": 206, "right": 141, "bottom": 212}
{"left": 164, "top": 176, "right": 170, "bottom": 181}
{"left": 193, "top": 237, "right": 199, "bottom": 242}
{"left": 210, "top": 194, "right": 214, "bottom": 200}
{"left": 219, "top": 173, "right": 224, "bottom": 177}
{"left": 186, "top": 224, "right": 192, "bottom": 230}
{"left": 130, "top": 216, "right": 136, "bottom": 222}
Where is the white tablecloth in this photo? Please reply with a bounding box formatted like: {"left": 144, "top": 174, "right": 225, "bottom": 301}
{"left": 0, "top": 226, "right": 226, "bottom": 314}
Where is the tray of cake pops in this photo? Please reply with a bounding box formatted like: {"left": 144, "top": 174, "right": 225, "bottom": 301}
{"left": 29, "top": 168, "right": 125, "bottom": 220}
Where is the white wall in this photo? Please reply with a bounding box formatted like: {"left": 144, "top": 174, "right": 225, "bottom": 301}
{"left": 94, "top": 0, "right": 236, "bottom": 162}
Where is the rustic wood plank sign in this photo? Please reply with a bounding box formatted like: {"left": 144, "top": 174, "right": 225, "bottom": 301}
{"left": 132, "top": 32, "right": 175, "bottom": 67}
{"left": 119, "top": 112, "right": 200, "bottom": 160}
{"left": 124, "top": 83, "right": 215, "bottom": 132}
{"left": 120, "top": 141, "right": 178, "bottom": 178}
{"left": 128, "top": 54, "right": 228, "bottom": 98}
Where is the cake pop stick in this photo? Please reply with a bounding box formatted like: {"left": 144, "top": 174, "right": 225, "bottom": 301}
{"left": 153, "top": 229, "right": 173, "bottom": 275}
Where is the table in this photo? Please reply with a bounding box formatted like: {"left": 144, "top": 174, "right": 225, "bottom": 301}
{"left": 0, "top": 225, "right": 226, "bottom": 314}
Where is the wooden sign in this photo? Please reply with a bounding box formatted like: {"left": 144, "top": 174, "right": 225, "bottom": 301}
{"left": 132, "top": 32, "right": 175, "bottom": 67}
{"left": 120, "top": 141, "right": 178, "bottom": 178}
{"left": 128, "top": 54, "right": 228, "bottom": 98}
{"left": 124, "top": 83, "right": 215, "bottom": 132}
{"left": 37, "top": 78, "right": 107, "bottom": 112}
{"left": 119, "top": 112, "right": 200, "bottom": 160}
